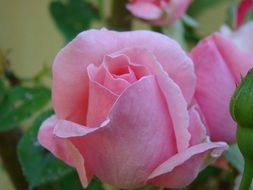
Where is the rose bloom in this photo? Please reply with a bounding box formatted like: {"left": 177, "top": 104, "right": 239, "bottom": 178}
{"left": 127, "top": 0, "right": 192, "bottom": 25}
{"left": 38, "top": 29, "right": 227, "bottom": 189}
{"left": 190, "top": 21, "right": 253, "bottom": 143}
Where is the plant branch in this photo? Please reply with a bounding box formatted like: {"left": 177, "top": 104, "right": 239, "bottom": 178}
{"left": 0, "top": 128, "right": 28, "bottom": 190}
{"left": 108, "top": 0, "right": 132, "bottom": 30}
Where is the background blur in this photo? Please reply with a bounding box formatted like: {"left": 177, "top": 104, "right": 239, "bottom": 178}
{"left": 0, "top": 0, "right": 231, "bottom": 189}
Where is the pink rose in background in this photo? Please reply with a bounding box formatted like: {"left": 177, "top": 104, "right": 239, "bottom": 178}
{"left": 127, "top": 0, "right": 192, "bottom": 25}
{"left": 38, "top": 29, "right": 227, "bottom": 189}
{"left": 236, "top": 0, "right": 253, "bottom": 28}
{"left": 190, "top": 21, "right": 253, "bottom": 143}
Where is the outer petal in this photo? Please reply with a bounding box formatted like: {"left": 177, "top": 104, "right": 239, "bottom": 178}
{"left": 126, "top": 2, "right": 162, "bottom": 20}
{"left": 214, "top": 32, "right": 253, "bottom": 83}
{"left": 147, "top": 142, "right": 228, "bottom": 188}
{"left": 190, "top": 36, "right": 237, "bottom": 143}
{"left": 37, "top": 116, "right": 92, "bottom": 188}
{"left": 55, "top": 76, "right": 177, "bottom": 189}
{"left": 221, "top": 22, "right": 253, "bottom": 53}
{"left": 52, "top": 30, "right": 195, "bottom": 125}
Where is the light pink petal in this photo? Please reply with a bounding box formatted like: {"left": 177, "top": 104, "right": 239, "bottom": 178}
{"left": 170, "top": 0, "right": 192, "bottom": 20}
{"left": 112, "top": 47, "right": 190, "bottom": 151}
{"left": 65, "top": 76, "right": 177, "bottom": 189}
{"left": 190, "top": 36, "right": 237, "bottom": 142}
{"left": 52, "top": 30, "right": 117, "bottom": 124}
{"left": 122, "top": 31, "right": 196, "bottom": 104}
{"left": 52, "top": 29, "right": 195, "bottom": 124}
{"left": 126, "top": 2, "right": 162, "bottom": 20}
{"left": 220, "top": 22, "right": 253, "bottom": 53}
{"left": 104, "top": 54, "right": 137, "bottom": 83}
{"left": 37, "top": 116, "right": 92, "bottom": 188}
{"left": 103, "top": 55, "right": 136, "bottom": 94}
{"left": 147, "top": 142, "right": 228, "bottom": 188}
{"left": 188, "top": 105, "right": 207, "bottom": 146}
{"left": 230, "top": 21, "right": 253, "bottom": 52}
{"left": 155, "top": 0, "right": 192, "bottom": 25}
{"left": 86, "top": 64, "right": 118, "bottom": 128}
{"left": 215, "top": 32, "right": 253, "bottom": 82}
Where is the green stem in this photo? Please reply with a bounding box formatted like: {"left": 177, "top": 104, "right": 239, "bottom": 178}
{"left": 0, "top": 128, "right": 28, "bottom": 190}
{"left": 108, "top": 0, "right": 132, "bottom": 30}
{"left": 239, "top": 159, "right": 253, "bottom": 190}
{"left": 151, "top": 25, "right": 163, "bottom": 33}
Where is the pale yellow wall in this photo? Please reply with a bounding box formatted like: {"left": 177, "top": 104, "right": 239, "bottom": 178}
{"left": 0, "top": 1, "right": 64, "bottom": 189}
{"left": 0, "top": 0, "right": 231, "bottom": 79}
{"left": 0, "top": 0, "right": 64, "bottom": 78}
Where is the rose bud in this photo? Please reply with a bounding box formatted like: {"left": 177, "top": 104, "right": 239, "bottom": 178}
{"left": 230, "top": 69, "right": 253, "bottom": 190}
{"left": 190, "top": 21, "right": 253, "bottom": 143}
{"left": 126, "top": 0, "right": 192, "bottom": 26}
{"left": 236, "top": 0, "right": 253, "bottom": 28}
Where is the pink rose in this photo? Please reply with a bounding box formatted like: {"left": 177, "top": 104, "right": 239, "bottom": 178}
{"left": 126, "top": 0, "right": 192, "bottom": 25}
{"left": 236, "top": 0, "right": 253, "bottom": 28}
{"left": 38, "top": 29, "right": 227, "bottom": 189}
{"left": 190, "top": 21, "right": 253, "bottom": 143}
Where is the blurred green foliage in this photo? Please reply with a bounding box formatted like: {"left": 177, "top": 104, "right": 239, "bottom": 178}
{"left": 187, "top": 0, "right": 230, "bottom": 17}
{"left": 49, "top": 0, "right": 100, "bottom": 42}
{"left": 0, "top": 78, "right": 51, "bottom": 132}
{"left": 17, "top": 110, "right": 73, "bottom": 189}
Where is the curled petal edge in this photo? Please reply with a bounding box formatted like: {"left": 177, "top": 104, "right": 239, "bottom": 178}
{"left": 147, "top": 141, "right": 228, "bottom": 180}
{"left": 38, "top": 115, "right": 95, "bottom": 188}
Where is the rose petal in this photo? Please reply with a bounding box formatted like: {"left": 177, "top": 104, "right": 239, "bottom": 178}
{"left": 126, "top": 2, "right": 162, "bottom": 20}
{"left": 236, "top": 0, "right": 253, "bottom": 28}
{"left": 215, "top": 30, "right": 253, "bottom": 82}
{"left": 37, "top": 116, "right": 93, "bottom": 188}
{"left": 86, "top": 64, "right": 118, "bottom": 127}
{"left": 158, "top": 0, "right": 192, "bottom": 25}
{"left": 52, "top": 29, "right": 120, "bottom": 124}
{"left": 147, "top": 142, "right": 228, "bottom": 188}
{"left": 190, "top": 36, "right": 237, "bottom": 142}
{"left": 121, "top": 32, "right": 196, "bottom": 104}
{"left": 188, "top": 105, "right": 207, "bottom": 146}
{"left": 55, "top": 76, "right": 177, "bottom": 189}
{"left": 112, "top": 47, "right": 190, "bottom": 151}
{"left": 52, "top": 30, "right": 195, "bottom": 125}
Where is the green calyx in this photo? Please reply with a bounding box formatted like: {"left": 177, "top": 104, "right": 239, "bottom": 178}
{"left": 230, "top": 69, "right": 253, "bottom": 129}
{"left": 237, "top": 127, "right": 253, "bottom": 161}
{"left": 237, "top": 127, "right": 253, "bottom": 190}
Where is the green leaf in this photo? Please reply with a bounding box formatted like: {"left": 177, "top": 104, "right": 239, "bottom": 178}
{"left": 0, "top": 77, "right": 6, "bottom": 104}
{"left": 225, "top": 1, "right": 237, "bottom": 28}
{"left": 187, "top": 0, "right": 230, "bottom": 17}
{"left": 54, "top": 174, "right": 103, "bottom": 190}
{"left": 224, "top": 144, "right": 244, "bottom": 173}
{"left": 18, "top": 110, "right": 75, "bottom": 189}
{"left": 0, "top": 86, "right": 50, "bottom": 132}
{"left": 49, "top": 0, "right": 99, "bottom": 42}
